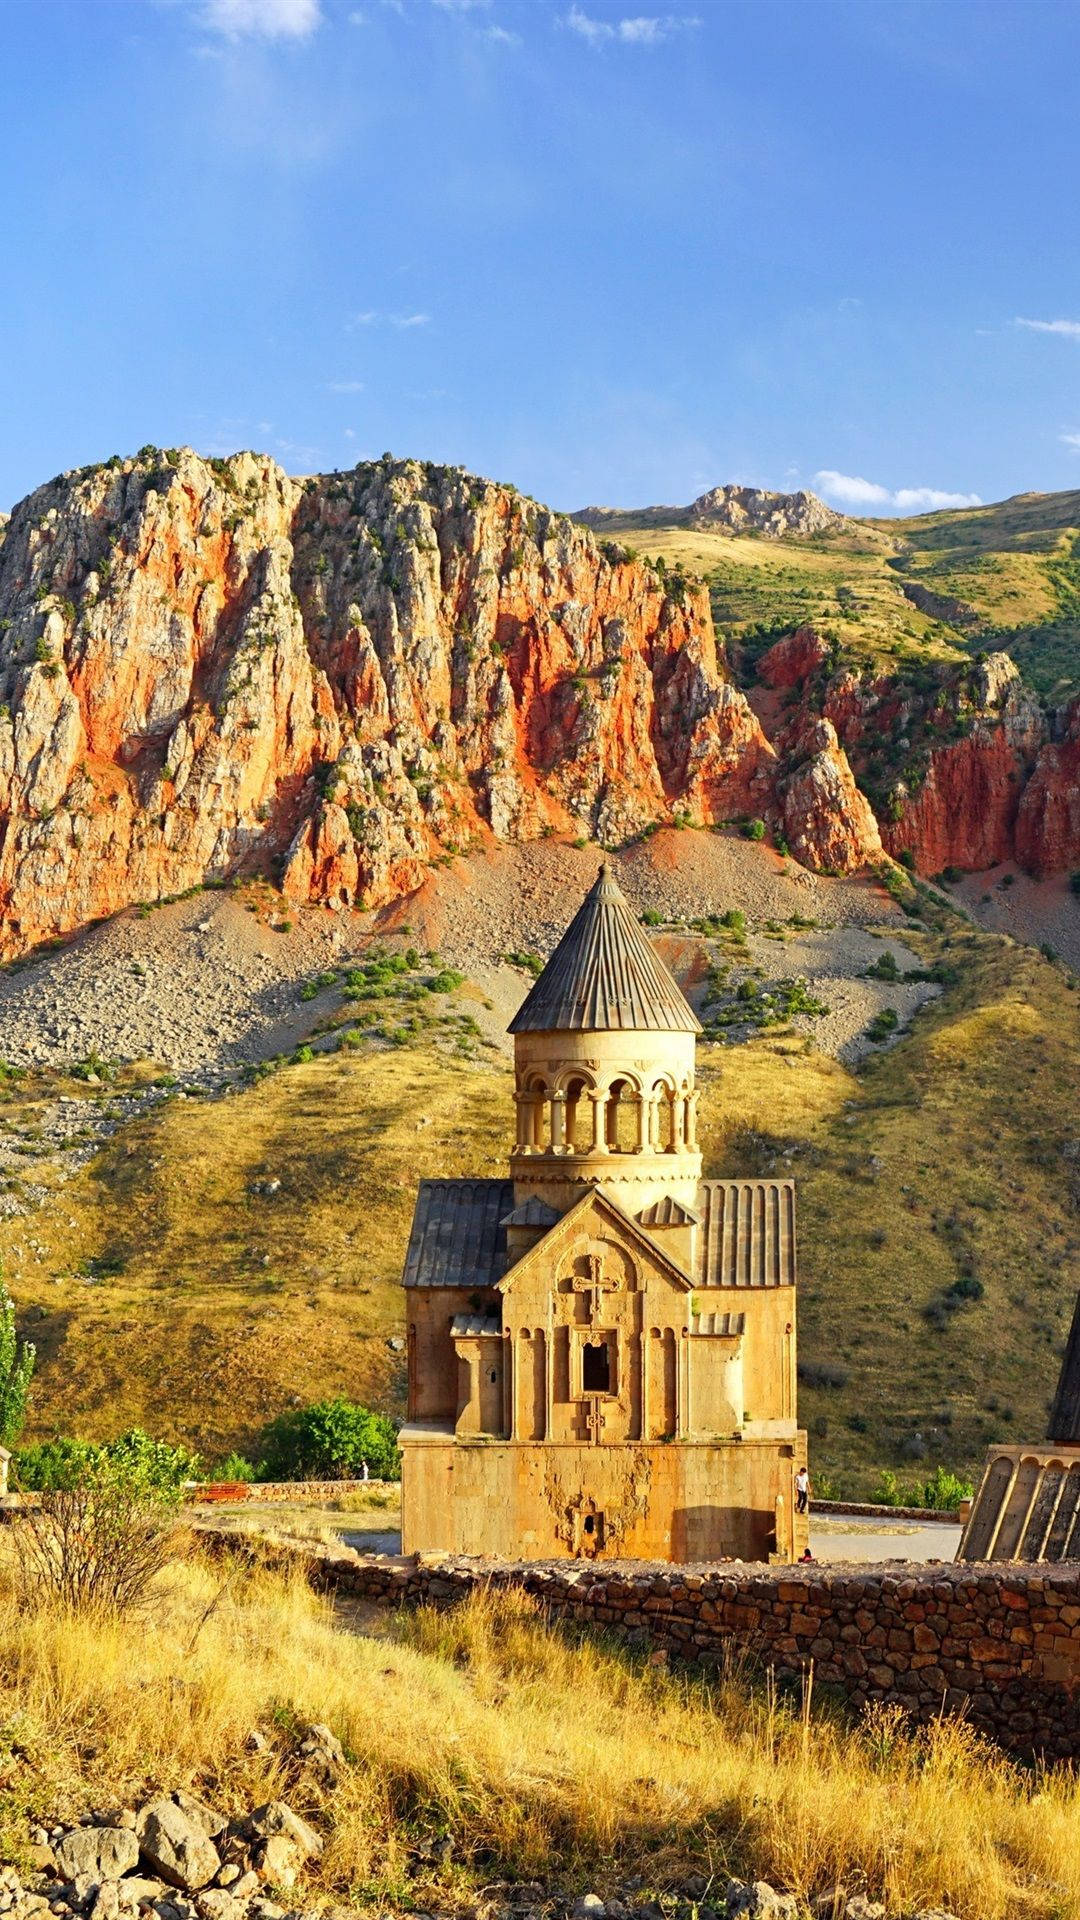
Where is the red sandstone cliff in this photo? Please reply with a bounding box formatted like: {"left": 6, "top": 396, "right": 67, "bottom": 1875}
{"left": 0, "top": 449, "right": 782, "bottom": 957}
{"left": 0, "top": 449, "right": 1074, "bottom": 962}
{"left": 758, "top": 631, "right": 1080, "bottom": 879}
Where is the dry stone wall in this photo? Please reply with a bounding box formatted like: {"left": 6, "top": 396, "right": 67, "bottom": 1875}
{"left": 204, "top": 1533, "right": 1080, "bottom": 1762}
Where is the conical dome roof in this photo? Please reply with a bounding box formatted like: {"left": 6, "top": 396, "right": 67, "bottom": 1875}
{"left": 509, "top": 863, "right": 701, "bottom": 1034}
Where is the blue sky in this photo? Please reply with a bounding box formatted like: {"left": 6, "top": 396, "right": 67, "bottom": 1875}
{"left": 1, "top": 0, "right": 1079, "bottom": 516}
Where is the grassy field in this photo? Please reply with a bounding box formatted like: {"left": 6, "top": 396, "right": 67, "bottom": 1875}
{"left": 595, "top": 489, "right": 1080, "bottom": 699}
{"left": 7, "top": 900, "right": 1079, "bottom": 1494}
{"left": 3, "top": 1558, "right": 1078, "bottom": 1917}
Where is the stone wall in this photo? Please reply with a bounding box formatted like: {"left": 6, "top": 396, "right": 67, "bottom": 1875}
{"left": 194, "top": 1479, "right": 398, "bottom": 1503}
{"left": 201, "top": 1531, "right": 1080, "bottom": 1762}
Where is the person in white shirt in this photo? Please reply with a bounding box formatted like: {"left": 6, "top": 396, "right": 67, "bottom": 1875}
{"left": 795, "top": 1465, "right": 811, "bottom": 1515}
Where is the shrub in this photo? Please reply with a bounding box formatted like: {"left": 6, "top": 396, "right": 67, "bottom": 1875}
{"left": 211, "top": 1451, "right": 256, "bottom": 1483}
{"left": 918, "top": 1466, "right": 973, "bottom": 1511}
{"left": 0, "top": 1283, "right": 35, "bottom": 1447}
{"left": 742, "top": 818, "right": 766, "bottom": 842}
{"left": 16, "top": 1428, "right": 198, "bottom": 1494}
{"left": 797, "top": 1360, "right": 850, "bottom": 1391}
{"left": 14, "top": 1448, "right": 185, "bottom": 1614}
{"left": 864, "top": 951, "right": 899, "bottom": 981}
{"left": 640, "top": 908, "right": 663, "bottom": 927}
{"left": 866, "top": 1007, "right": 899, "bottom": 1044}
{"left": 1071, "top": 872, "right": 1080, "bottom": 897}
{"left": 257, "top": 1397, "right": 400, "bottom": 1482}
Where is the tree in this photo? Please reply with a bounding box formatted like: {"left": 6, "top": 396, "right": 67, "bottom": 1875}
{"left": 257, "top": 1398, "right": 400, "bottom": 1482}
{"left": 0, "top": 1283, "right": 35, "bottom": 1447}
{"left": 14, "top": 1447, "right": 184, "bottom": 1615}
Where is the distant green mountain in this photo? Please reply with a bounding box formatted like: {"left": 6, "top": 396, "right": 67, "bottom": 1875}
{"left": 572, "top": 486, "right": 1080, "bottom": 701}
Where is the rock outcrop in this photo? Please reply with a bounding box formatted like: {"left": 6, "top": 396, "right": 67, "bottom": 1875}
{"left": 574, "top": 485, "right": 845, "bottom": 540}
{"left": 0, "top": 448, "right": 1074, "bottom": 962}
{"left": 0, "top": 448, "right": 783, "bottom": 957}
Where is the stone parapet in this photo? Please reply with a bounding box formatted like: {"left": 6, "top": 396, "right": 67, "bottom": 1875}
{"left": 198, "top": 1531, "right": 1080, "bottom": 1762}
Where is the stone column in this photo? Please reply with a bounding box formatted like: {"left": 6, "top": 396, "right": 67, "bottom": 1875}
{"left": 685, "top": 1089, "right": 699, "bottom": 1150}
{"left": 589, "top": 1091, "right": 608, "bottom": 1153}
{"left": 635, "top": 1093, "right": 649, "bottom": 1153}
{"left": 551, "top": 1090, "right": 567, "bottom": 1153}
{"left": 673, "top": 1096, "right": 686, "bottom": 1153}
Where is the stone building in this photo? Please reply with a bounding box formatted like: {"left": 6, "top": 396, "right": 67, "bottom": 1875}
{"left": 399, "top": 863, "right": 808, "bottom": 1562}
{"left": 958, "top": 1291, "right": 1080, "bottom": 1563}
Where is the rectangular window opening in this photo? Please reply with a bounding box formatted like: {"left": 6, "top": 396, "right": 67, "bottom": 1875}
{"left": 583, "top": 1339, "right": 611, "bottom": 1394}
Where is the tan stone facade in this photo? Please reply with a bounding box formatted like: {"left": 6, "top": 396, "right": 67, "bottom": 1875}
{"left": 400, "top": 865, "right": 808, "bottom": 1563}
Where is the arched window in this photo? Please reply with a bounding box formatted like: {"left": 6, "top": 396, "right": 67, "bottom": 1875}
{"left": 564, "top": 1074, "right": 594, "bottom": 1154}
{"left": 605, "top": 1076, "right": 639, "bottom": 1153}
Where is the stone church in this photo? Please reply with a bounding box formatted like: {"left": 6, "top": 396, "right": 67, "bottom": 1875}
{"left": 399, "top": 863, "right": 808, "bottom": 1562}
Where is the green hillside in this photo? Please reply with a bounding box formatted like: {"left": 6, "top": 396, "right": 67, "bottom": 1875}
{"left": 588, "top": 489, "right": 1080, "bottom": 699}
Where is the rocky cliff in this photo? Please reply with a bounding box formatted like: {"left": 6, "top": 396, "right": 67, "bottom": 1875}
{"left": 759, "top": 631, "right": 1080, "bottom": 878}
{"left": 0, "top": 447, "right": 1074, "bottom": 963}
{"left": 0, "top": 448, "right": 782, "bottom": 956}
{"left": 574, "top": 484, "right": 844, "bottom": 539}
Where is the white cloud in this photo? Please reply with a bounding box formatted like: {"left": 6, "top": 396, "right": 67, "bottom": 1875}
{"left": 328, "top": 380, "right": 366, "bottom": 393}
{"left": 198, "top": 0, "right": 322, "bottom": 37}
{"left": 814, "top": 469, "right": 982, "bottom": 516}
{"left": 348, "top": 310, "right": 379, "bottom": 328}
{"left": 431, "top": 0, "right": 493, "bottom": 9}
{"left": 485, "top": 22, "right": 519, "bottom": 41}
{"left": 1015, "top": 317, "right": 1080, "bottom": 340}
{"left": 1062, "top": 432, "right": 1080, "bottom": 453}
{"left": 391, "top": 312, "right": 431, "bottom": 328}
{"left": 565, "top": 6, "right": 699, "bottom": 45}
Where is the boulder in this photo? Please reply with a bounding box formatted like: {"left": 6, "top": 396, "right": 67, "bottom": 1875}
{"left": 726, "top": 1885, "right": 799, "bottom": 1920}
{"left": 55, "top": 1828, "right": 140, "bottom": 1884}
{"left": 295, "top": 1724, "right": 346, "bottom": 1787}
{"left": 243, "top": 1806, "right": 321, "bottom": 1863}
{"left": 137, "top": 1802, "right": 222, "bottom": 1893}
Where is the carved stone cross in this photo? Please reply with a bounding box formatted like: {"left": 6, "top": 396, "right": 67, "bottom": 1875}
{"left": 585, "top": 1399, "right": 605, "bottom": 1444}
{"left": 572, "top": 1253, "right": 618, "bottom": 1324}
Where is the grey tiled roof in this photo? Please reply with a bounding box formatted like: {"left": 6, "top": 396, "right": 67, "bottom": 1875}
{"left": 509, "top": 862, "right": 701, "bottom": 1035}
{"left": 501, "top": 1197, "right": 561, "bottom": 1229}
{"left": 402, "top": 1178, "right": 513, "bottom": 1289}
{"left": 694, "top": 1179, "right": 797, "bottom": 1288}
{"left": 450, "top": 1313, "right": 502, "bottom": 1339}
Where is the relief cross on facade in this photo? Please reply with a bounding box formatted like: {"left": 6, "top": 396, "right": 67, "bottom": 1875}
{"left": 571, "top": 1252, "right": 619, "bottom": 1324}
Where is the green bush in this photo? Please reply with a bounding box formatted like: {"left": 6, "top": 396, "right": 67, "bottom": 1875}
{"left": 918, "top": 1465, "right": 973, "bottom": 1511}
{"left": 257, "top": 1397, "right": 400, "bottom": 1483}
{"left": 15, "top": 1427, "right": 198, "bottom": 1494}
{"left": 1070, "top": 872, "right": 1080, "bottom": 897}
{"left": 0, "top": 1284, "right": 35, "bottom": 1447}
{"left": 742, "top": 818, "right": 766, "bottom": 842}
{"left": 211, "top": 1451, "right": 256, "bottom": 1484}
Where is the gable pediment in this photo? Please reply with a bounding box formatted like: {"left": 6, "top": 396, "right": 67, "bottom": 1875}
{"left": 498, "top": 1185, "right": 694, "bottom": 1297}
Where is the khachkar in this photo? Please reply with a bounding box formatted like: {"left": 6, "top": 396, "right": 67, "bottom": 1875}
{"left": 958, "top": 1297, "right": 1080, "bottom": 1563}
{"left": 398, "top": 862, "right": 809, "bottom": 1563}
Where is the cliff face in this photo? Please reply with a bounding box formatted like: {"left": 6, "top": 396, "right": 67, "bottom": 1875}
{"left": 0, "top": 448, "right": 781, "bottom": 956}
{"left": 759, "top": 633, "right": 1080, "bottom": 878}
{"left": 0, "top": 447, "right": 1074, "bottom": 964}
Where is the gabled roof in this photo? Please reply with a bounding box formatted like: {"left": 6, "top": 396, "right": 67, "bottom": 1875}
{"left": 498, "top": 1183, "right": 695, "bottom": 1295}
{"left": 450, "top": 1312, "right": 502, "bottom": 1339}
{"left": 402, "top": 1178, "right": 513, "bottom": 1289}
{"left": 508, "top": 862, "right": 701, "bottom": 1035}
{"left": 501, "top": 1196, "right": 561, "bottom": 1229}
{"left": 637, "top": 1195, "right": 701, "bottom": 1228}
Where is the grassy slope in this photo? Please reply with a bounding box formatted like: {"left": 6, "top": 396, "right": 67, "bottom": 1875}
{"left": 594, "top": 490, "right": 1080, "bottom": 698}
{"left": 7, "top": 1567, "right": 1078, "bottom": 1917}
{"left": 10, "top": 911, "right": 1079, "bottom": 1493}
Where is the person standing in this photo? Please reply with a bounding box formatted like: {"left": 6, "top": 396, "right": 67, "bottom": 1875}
{"left": 795, "top": 1464, "right": 810, "bottom": 1515}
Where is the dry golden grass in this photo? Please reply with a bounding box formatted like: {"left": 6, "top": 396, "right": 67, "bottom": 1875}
{"left": 0, "top": 1558, "right": 1077, "bottom": 1918}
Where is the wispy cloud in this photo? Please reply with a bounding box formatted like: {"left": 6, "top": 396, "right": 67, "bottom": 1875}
{"left": 565, "top": 7, "right": 700, "bottom": 46}
{"left": 327, "top": 379, "right": 366, "bottom": 394}
{"left": 1062, "top": 432, "right": 1080, "bottom": 453}
{"left": 197, "top": 0, "right": 322, "bottom": 38}
{"left": 431, "top": 0, "right": 493, "bottom": 10}
{"left": 1015, "top": 317, "right": 1080, "bottom": 340}
{"left": 347, "top": 309, "right": 431, "bottom": 331}
{"left": 485, "top": 22, "right": 520, "bottom": 41}
{"left": 814, "top": 470, "right": 982, "bottom": 515}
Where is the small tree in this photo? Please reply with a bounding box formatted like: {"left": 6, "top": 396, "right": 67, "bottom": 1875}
{"left": 0, "top": 1283, "right": 35, "bottom": 1448}
{"left": 14, "top": 1448, "right": 185, "bottom": 1615}
{"left": 257, "top": 1398, "right": 400, "bottom": 1482}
